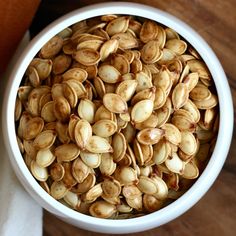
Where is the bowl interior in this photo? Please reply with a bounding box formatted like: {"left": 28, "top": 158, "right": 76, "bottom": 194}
{"left": 2, "top": 2, "right": 233, "bottom": 234}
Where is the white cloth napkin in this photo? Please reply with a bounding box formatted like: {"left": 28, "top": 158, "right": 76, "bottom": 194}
{"left": 0, "top": 32, "right": 42, "bottom": 236}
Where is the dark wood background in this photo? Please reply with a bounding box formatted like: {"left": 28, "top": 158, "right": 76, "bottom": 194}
{"left": 31, "top": 1, "right": 236, "bottom": 235}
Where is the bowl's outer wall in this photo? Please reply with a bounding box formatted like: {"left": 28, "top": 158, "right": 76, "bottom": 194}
{"left": 2, "top": 2, "right": 233, "bottom": 234}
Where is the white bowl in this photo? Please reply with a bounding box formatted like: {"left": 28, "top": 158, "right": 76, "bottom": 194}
{"left": 2, "top": 2, "right": 233, "bottom": 234}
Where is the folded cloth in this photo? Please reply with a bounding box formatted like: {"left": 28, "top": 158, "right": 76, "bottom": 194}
{"left": 0, "top": 32, "right": 42, "bottom": 236}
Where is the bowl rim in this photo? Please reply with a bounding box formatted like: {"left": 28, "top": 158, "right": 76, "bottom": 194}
{"left": 2, "top": 2, "right": 234, "bottom": 233}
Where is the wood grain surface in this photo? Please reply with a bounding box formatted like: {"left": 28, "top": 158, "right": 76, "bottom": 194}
{"left": 40, "top": 0, "right": 236, "bottom": 235}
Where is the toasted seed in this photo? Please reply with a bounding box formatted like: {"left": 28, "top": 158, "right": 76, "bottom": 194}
{"left": 193, "top": 93, "right": 218, "bottom": 109}
{"left": 143, "top": 194, "right": 163, "bottom": 212}
{"left": 50, "top": 162, "right": 65, "bottom": 181}
{"left": 111, "top": 54, "right": 130, "bottom": 74}
{"left": 53, "top": 96, "right": 71, "bottom": 122}
{"left": 27, "top": 66, "right": 40, "bottom": 87}
{"left": 182, "top": 161, "right": 199, "bottom": 179}
{"left": 172, "top": 83, "right": 189, "bottom": 110}
{"left": 80, "top": 151, "right": 101, "bottom": 168}
{"left": 22, "top": 117, "right": 44, "bottom": 140}
{"left": 89, "top": 200, "right": 116, "bottom": 218}
{"left": 135, "top": 71, "right": 153, "bottom": 92}
{"left": 53, "top": 54, "right": 71, "bottom": 75}
{"left": 77, "top": 99, "right": 96, "bottom": 124}
{"left": 204, "top": 108, "right": 217, "bottom": 129}
{"left": 30, "top": 160, "right": 48, "bottom": 181}
{"left": 86, "top": 135, "right": 113, "bottom": 153}
{"left": 73, "top": 48, "right": 100, "bottom": 66}
{"left": 55, "top": 143, "right": 80, "bottom": 162}
{"left": 94, "top": 105, "right": 114, "bottom": 122}
{"left": 114, "top": 166, "right": 138, "bottom": 185}
{"left": 137, "top": 176, "right": 158, "bottom": 194}
{"left": 18, "top": 86, "right": 32, "bottom": 101}
{"left": 72, "top": 158, "right": 90, "bottom": 183}
{"left": 33, "top": 130, "right": 57, "bottom": 149}
{"left": 141, "top": 40, "right": 162, "bottom": 64}
{"left": 62, "top": 162, "right": 77, "bottom": 187}
{"left": 140, "top": 20, "right": 158, "bottom": 43}
{"left": 154, "top": 87, "right": 167, "bottom": 110}
{"left": 40, "top": 36, "right": 63, "bottom": 59}
{"left": 172, "top": 115, "right": 196, "bottom": 132}
{"left": 187, "top": 59, "right": 211, "bottom": 80}
{"left": 103, "top": 93, "right": 128, "bottom": 113}
{"left": 74, "top": 119, "right": 92, "bottom": 150}
{"left": 165, "top": 39, "right": 187, "bottom": 55}
{"left": 102, "top": 178, "right": 121, "bottom": 198}
{"left": 126, "top": 195, "right": 143, "bottom": 211}
{"left": 131, "top": 87, "right": 156, "bottom": 105}
{"left": 76, "top": 173, "right": 96, "bottom": 194}
{"left": 122, "top": 185, "right": 142, "bottom": 199}
{"left": 116, "top": 80, "right": 137, "bottom": 102}
{"left": 50, "top": 181, "right": 68, "bottom": 199}
{"left": 62, "top": 68, "right": 88, "bottom": 82}
{"left": 41, "top": 101, "right": 56, "bottom": 122}
{"left": 153, "top": 139, "right": 170, "bottom": 165}
{"left": 122, "top": 122, "right": 136, "bottom": 143}
{"left": 112, "top": 132, "right": 127, "bottom": 162}
{"left": 77, "top": 39, "right": 104, "bottom": 51}
{"left": 83, "top": 183, "right": 103, "bottom": 202}
{"left": 99, "top": 153, "right": 116, "bottom": 176}
{"left": 137, "top": 128, "right": 164, "bottom": 145}
{"left": 134, "top": 113, "right": 158, "bottom": 130}
{"left": 165, "top": 152, "right": 185, "bottom": 174}
{"left": 106, "top": 16, "right": 129, "bottom": 36}
{"left": 117, "top": 201, "right": 133, "bottom": 213}
{"left": 183, "top": 99, "right": 200, "bottom": 123}
{"left": 151, "top": 175, "right": 168, "bottom": 200}
{"left": 100, "top": 39, "right": 119, "bottom": 61}
{"left": 162, "top": 123, "right": 181, "bottom": 145}
{"left": 64, "top": 191, "right": 79, "bottom": 209}
{"left": 98, "top": 64, "right": 121, "bottom": 84}
{"left": 36, "top": 149, "right": 55, "bottom": 167}
{"left": 131, "top": 99, "right": 154, "bottom": 123}
{"left": 92, "top": 119, "right": 117, "bottom": 137}
{"left": 133, "top": 139, "right": 144, "bottom": 166}
{"left": 112, "top": 32, "right": 139, "bottom": 49}
{"left": 63, "top": 79, "right": 87, "bottom": 100}
{"left": 179, "top": 131, "right": 197, "bottom": 156}
{"left": 190, "top": 84, "right": 211, "bottom": 101}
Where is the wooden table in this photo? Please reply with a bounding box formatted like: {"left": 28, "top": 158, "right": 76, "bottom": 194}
{"left": 39, "top": 0, "right": 236, "bottom": 235}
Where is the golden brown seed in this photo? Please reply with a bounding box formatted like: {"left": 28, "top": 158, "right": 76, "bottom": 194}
{"left": 112, "top": 132, "right": 127, "bottom": 162}
{"left": 22, "top": 117, "right": 44, "bottom": 140}
{"left": 85, "top": 135, "right": 113, "bottom": 153}
{"left": 72, "top": 158, "right": 90, "bottom": 183}
{"left": 53, "top": 96, "right": 71, "bottom": 122}
{"left": 141, "top": 40, "right": 162, "bottom": 64}
{"left": 131, "top": 99, "right": 154, "bottom": 123}
{"left": 172, "top": 83, "right": 189, "bottom": 110}
{"left": 33, "top": 130, "right": 57, "bottom": 150}
{"left": 73, "top": 48, "right": 100, "bottom": 66}
{"left": 103, "top": 93, "right": 128, "bottom": 114}
{"left": 100, "top": 39, "right": 119, "bottom": 61}
{"left": 74, "top": 119, "right": 92, "bottom": 150}
{"left": 140, "top": 20, "right": 158, "bottom": 43}
{"left": 89, "top": 201, "right": 116, "bottom": 218}
{"left": 106, "top": 16, "right": 129, "bottom": 36}
{"left": 98, "top": 64, "right": 121, "bottom": 84}
{"left": 115, "top": 79, "right": 137, "bottom": 102}
{"left": 137, "top": 128, "right": 164, "bottom": 145}
{"left": 55, "top": 143, "right": 80, "bottom": 162}
{"left": 40, "top": 36, "right": 63, "bottom": 59}
{"left": 50, "top": 163, "right": 65, "bottom": 181}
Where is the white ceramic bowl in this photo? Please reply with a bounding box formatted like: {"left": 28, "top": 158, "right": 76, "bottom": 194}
{"left": 2, "top": 2, "right": 233, "bottom": 234}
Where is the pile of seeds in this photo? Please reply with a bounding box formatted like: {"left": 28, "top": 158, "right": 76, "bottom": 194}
{"left": 15, "top": 15, "right": 219, "bottom": 219}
